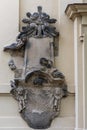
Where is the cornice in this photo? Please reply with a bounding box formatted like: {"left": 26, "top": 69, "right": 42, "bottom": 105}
{"left": 65, "top": 3, "right": 87, "bottom": 21}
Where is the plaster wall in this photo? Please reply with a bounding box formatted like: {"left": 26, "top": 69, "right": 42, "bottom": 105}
{"left": 0, "top": 0, "right": 84, "bottom": 130}
{"left": 0, "top": 0, "right": 19, "bottom": 85}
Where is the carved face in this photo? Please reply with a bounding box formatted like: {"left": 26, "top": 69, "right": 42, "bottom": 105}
{"left": 10, "top": 70, "right": 67, "bottom": 129}
{"left": 40, "top": 58, "right": 53, "bottom": 68}
{"left": 8, "top": 60, "right": 16, "bottom": 71}
{"left": 21, "top": 35, "right": 27, "bottom": 43}
{"left": 12, "top": 85, "right": 63, "bottom": 129}
{"left": 4, "top": 6, "right": 67, "bottom": 130}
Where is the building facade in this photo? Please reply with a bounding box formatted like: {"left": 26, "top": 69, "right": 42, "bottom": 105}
{"left": 0, "top": 0, "right": 87, "bottom": 130}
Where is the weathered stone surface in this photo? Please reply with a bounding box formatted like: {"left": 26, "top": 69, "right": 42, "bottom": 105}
{"left": 4, "top": 6, "right": 67, "bottom": 129}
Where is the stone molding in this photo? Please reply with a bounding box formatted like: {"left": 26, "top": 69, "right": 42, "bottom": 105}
{"left": 65, "top": 3, "right": 87, "bottom": 21}
{"left": 0, "top": 84, "right": 75, "bottom": 94}
{"left": 74, "top": 128, "right": 87, "bottom": 130}
{"left": 0, "top": 116, "right": 74, "bottom": 129}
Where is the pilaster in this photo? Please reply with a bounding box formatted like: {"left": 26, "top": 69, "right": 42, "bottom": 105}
{"left": 65, "top": 3, "right": 87, "bottom": 130}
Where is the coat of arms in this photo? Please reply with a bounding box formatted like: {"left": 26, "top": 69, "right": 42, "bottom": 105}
{"left": 4, "top": 6, "right": 67, "bottom": 129}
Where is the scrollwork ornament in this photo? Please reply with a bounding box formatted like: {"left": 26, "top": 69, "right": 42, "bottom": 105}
{"left": 3, "top": 6, "right": 67, "bottom": 129}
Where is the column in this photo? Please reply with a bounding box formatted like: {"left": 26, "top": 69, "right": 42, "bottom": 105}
{"left": 82, "top": 16, "right": 87, "bottom": 129}
{"left": 65, "top": 3, "right": 87, "bottom": 130}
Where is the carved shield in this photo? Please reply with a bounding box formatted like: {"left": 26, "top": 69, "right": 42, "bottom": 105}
{"left": 4, "top": 6, "right": 67, "bottom": 129}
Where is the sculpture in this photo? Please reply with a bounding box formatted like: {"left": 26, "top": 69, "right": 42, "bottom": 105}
{"left": 3, "top": 6, "right": 67, "bottom": 129}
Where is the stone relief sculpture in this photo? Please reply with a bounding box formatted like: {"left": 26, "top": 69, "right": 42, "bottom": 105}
{"left": 3, "top": 6, "right": 68, "bottom": 129}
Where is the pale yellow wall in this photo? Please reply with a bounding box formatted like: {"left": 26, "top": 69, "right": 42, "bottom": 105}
{"left": 83, "top": 0, "right": 87, "bottom": 2}
{"left": 0, "top": 0, "right": 84, "bottom": 129}
{"left": 0, "top": 0, "right": 19, "bottom": 85}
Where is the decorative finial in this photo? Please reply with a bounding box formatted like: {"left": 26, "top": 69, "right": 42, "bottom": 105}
{"left": 38, "top": 6, "right": 42, "bottom": 13}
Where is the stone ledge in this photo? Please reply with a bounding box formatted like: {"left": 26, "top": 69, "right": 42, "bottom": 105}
{"left": 0, "top": 116, "right": 75, "bottom": 130}
{"left": 65, "top": 3, "right": 87, "bottom": 21}
{"left": 0, "top": 128, "right": 74, "bottom": 130}
{"left": 0, "top": 84, "right": 75, "bottom": 94}
{"left": 0, "top": 84, "right": 10, "bottom": 93}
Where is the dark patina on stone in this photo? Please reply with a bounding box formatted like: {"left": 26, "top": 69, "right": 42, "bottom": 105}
{"left": 4, "top": 6, "right": 68, "bottom": 129}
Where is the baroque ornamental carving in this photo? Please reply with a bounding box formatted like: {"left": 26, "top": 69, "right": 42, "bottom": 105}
{"left": 4, "top": 6, "right": 68, "bottom": 129}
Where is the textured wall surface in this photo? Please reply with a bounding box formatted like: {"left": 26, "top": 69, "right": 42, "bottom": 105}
{"left": 0, "top": 0, "right": 85, "bottom": 129}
